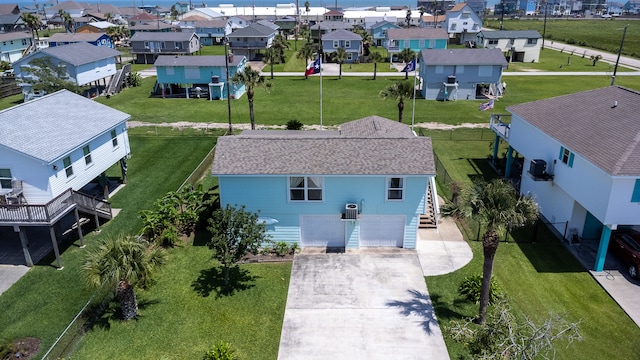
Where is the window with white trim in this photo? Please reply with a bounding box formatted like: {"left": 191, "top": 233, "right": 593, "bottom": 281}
{"left": 0, "top": 168, "right": 11, "bottom": 189}
{"left": 345, "top": 40, "right": 351, "bottom": 48}
{"left": 333, "top": 40, "right": 339, "bottom": 48}
{"left": 111, "top": 129, "right": 118, "bottom": 147}
{"left": 289, "top": 176, "right": 323, "bottom": 201}
{"left": 63, "top": 156, "right": 73, "bottom": 177}
{"left": 83, "top": 145, "right": 92, "bottom": 165}
{"left": 387, "top": 177, "right": 404, "bottom": 200}
{"left": 347, "top": 53, "right": 353, "bottom": 60}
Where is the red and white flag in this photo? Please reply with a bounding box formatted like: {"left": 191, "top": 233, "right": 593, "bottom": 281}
{"left": 305, "top": 57, "right": 321, "bottom": 76}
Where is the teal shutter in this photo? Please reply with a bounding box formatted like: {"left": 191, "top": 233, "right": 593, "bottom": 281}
{"left": 568, "top": 153, "right": 575, "bottom": 167}
{"left": 632, "top": 179, "right": 640, "bottom": 202}
{"left": 558, "top": 146, "right": 564, "bottom": 160}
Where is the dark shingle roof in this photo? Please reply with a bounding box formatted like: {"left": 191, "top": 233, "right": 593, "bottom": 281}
{"left": 317, "top": 21, "right": 353, "bottom": 30}
{"left": 479, "top": 30, "right": 541, "bottom": 39}
{"left": 0, "top": 90, "right": 130, "bottom": 163}
{"left": 322, "top": 29, "right": 361, "bottom": 41}
{"left": 508, "top": 86, "right": 640, "bottom": 176}
{"left": 130, "top": 31, "right": 196, "bottom": 42}
{"left": 212, "top": 116, "right": 435, "bottom": 176}
{"left": 129, "top": 22, "right": 174, "bottom": 31}
{"left": 28, "top": 42, "right": 121, "bottom": 66}
{"left": 420, "top": 48, "right": 508, "bottom": 66}
{"left": 0, "top": 31, "right": 31, "bottom": 42}
{"left": 231, "top": 23, "right": 276, "bottom": 37}
{"left": 154, "top": 55, "right": 244, "bottom": 67}
{"left": 387, "top": 28, "right": 448, "bottom": 40}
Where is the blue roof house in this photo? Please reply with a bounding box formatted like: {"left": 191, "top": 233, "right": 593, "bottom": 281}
{"left": 321, "top": 29, "right": 362, "bottom": 64}
{"left": 211, "top": 116, "right": 439, "bottom": 249}
{"left": 47, "top": 32, "right": 114, "bottom": 48}
{"left": 154, "top": 54, "right": 247, "bottom": 100}
{"left": 418, "top": 48, "right": 508, "bottom": 101}
{"left": 488, "top": 86, "right": 640, "bottom": 275}
{"left": 369, "top": 20, "right": 400, "bottom": 47}
{"left": 0, "top": 90, "right": 131, "bottom": 267}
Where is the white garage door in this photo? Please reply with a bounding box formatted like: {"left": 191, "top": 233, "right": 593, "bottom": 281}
{"left": 300, "top": 215, "right": 345, "bottom": 247}
{"left": 359, "top": 215, "right": 405, "bottom": 247}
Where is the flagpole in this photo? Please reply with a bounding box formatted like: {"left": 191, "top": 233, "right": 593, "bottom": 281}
{"left": 319, "top": 54, "right": 323, "bottom": 130}
{"left": 411, "top": 54, "right": 417, "bottom": 132}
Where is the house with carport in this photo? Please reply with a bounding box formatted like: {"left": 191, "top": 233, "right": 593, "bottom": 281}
{"left": 228, "top": 23, "right": 277, "bottom": 60}
{"left": 211, "top": 116, "right": 439, "bottom": 249}
{"left": 385, "top": 28, "right": 448, "bottom": 61}
{"left": 476, "top": 30, "right": 542, "bottom": 63}
{"left": 321, "top": 29, "right": 363, "bottom": 64}
{"left": 153, "top": 54, "right": 246, "bottom": 100}
{"left": 418, "top": 48, "right": 507, "bottom": 101}
{"left": 445, "top": 2, "right": 483, "bottom": 44}
{"left": 129, "top": 31, "right": 200, "bottom": 64}
{"left": 0, "top": 90, "right": 130, "bottom": 268}
{"left": 488, "top": 86, "right": 640, "bottom": 273}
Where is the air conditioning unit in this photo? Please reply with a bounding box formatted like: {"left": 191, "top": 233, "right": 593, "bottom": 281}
{"left": 529, "top": 159, "right": 546, "bottom": 177}
{"left": 345, "top": 203, "right": 358, "bottom": 220}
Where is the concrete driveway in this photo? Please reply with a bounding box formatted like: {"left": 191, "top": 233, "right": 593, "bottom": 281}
{"left": 278, "top": 252, "right": 449, "bottom": 360}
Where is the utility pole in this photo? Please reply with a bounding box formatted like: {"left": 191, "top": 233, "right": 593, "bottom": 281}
{"left": 611, "top": 25, "right": 628, "bottom": 86}
{"left": 224, "top": 38, "right": 232, "bottom": 133}
{"left": 542, "top": 0, "right": 548, "bottom": 50}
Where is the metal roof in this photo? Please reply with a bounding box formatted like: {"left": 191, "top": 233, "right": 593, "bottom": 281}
{"left": 154, "top": 54, "right": 244, "bottom": 67}
{"left": 321, "top": 29, "right": 362, "bottom": 41}
{"left": 0, "top": 90, "right": 130, "bottom": 163}
{"left": 419, "top": 48, "right": 508, "bottom": 66}
{"left": 130, "top": 31, "right": 196, "bottom": 42}
{"left": 212, "top": 116, "right": 435, "bottom": 176}
{"left": 508, "top": 86, "right": 640, "bottom": 176}
{"left": 20, "top": 42, "right": 121, "bottom": 66}
{"left": 230, "top": 23, "right": 277, "bottom": 37}
{"left": 47, "top": 32, "right": 106, "bottom": 42}
{"left": 478, "top": 30, "right": 541, "bottom": 39}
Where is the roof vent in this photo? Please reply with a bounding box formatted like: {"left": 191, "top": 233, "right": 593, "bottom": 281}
{"left": 612, "top": 100, "right": 618, "bottom": 108}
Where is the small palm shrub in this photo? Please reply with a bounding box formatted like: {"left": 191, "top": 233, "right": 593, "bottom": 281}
{"left": 203, "top": 341, "right": 238, "bottom": 360}
{"left": 286, "top": 119, "right": 304, "bottom": 130}
{"left": 458, "top": 274, "right": 504, "bottom": 305}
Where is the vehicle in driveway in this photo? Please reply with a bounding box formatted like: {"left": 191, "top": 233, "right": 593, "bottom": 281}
{"left": 609, "top": 231, "right": 640, "bottom": 278}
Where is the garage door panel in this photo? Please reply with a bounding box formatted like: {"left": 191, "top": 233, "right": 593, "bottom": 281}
{"left": 360, "top": 215, "right": 405, "bottom": 247}
{"left": 301, "top": 215, "right": 345, "bottom": 247}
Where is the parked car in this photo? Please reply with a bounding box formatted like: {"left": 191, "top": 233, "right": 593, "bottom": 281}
{"left": 601, "top": 14, "right": 612, "bottom": 18}
{"left": 609, "top": 231, "right": 640, "bottom": 278}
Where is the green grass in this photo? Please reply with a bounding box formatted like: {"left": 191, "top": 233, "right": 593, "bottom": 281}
{"left": 484, "top": 19, "right": 640, "bottom": 57}
{"left": 506, "top": 46, "right": 633, "bottom": 72}
{"left": 0, "top": 135, "right": 216, "bottom": 358}
{"left": 98, "top": 74, "right": 639, "bottom": 128}
{"left": 71, "top": 240, "right": 291, "bottom": 360}
{"left": 424, "top": 131, "right": 640, "bottom": 359}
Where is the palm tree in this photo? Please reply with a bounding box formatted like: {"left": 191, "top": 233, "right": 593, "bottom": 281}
{"left": 271, "top": 34, "right": 290, "bottom": 63}
{"left": 82, "top": 236, "right": 167, "bottom": 320}
{"left": 358, "top": 30, "right": 373, "bottom": 56}
{"left": 368, "top": 52, "right": 384, "bottom": 80}
{"left": 398, "top": 48, "right": 416, "bottom": 79}
{"left": 22, "top": 13, "right": 42, "bottom": 41}
{"left": 104, "top": 12, "right": 114, "bottom": 23}
{"left": 297, "top": 42, "right": 316, "bottom": 79}
{"left": 405, "top": 9, "right": 412, "bottom": 27}
{"left": 332, "top": 47, "right": 348, "bottom": 79}
{"left": 379, "top": 80, "right": 413, "bottom": 123}
{"left": 305, "top": 0, "right": 310, "bottom": 13}
{"left": 59, "top": 10, "right": 75, "bottom": 33}
{"left": 230, "top": 66, "right": 272, "bottom": 130}
{"left": 263, "top": 47, "right": 277, "bottom": 79}
{"left": 441, "top": 179, "right": 538, "bottom": 324}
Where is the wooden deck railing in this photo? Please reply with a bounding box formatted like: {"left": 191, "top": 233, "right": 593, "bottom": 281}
{"left": 0, "top": 189, "right": 111, "bottom": 225}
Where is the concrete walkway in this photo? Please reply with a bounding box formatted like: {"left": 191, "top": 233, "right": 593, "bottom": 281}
{"left": 417, "top": 216, "right": 474, "bottom": 276}
{"left": 0, "top": 265, "right": 29, "bottom": 296}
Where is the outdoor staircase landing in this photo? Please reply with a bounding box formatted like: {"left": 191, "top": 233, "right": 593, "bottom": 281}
{"left": 418, "top": 182, "right": 437, "bottom": 229}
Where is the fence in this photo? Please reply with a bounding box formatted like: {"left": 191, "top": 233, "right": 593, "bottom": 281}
{"left": 0, "top": 76, "right": 21, "bottom": 99}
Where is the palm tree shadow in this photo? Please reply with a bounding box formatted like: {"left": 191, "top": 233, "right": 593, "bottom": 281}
{"left": 386, "top": 289, "right": 440, "bottom": 335}
{"left": 192, "top": 265, "right": 258, "bottom": 298}
{"left": 84, "top": 298, "right": 160, "bottom": 330}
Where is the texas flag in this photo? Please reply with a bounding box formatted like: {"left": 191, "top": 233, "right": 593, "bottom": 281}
{"left": 402, "top": 58, "right": 416, "bottom": 73}
{"left": 305, "top": 57, "right": 321, "bottom": 76}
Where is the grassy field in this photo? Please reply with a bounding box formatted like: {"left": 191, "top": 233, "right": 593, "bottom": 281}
{"left": 426, "top": 132, "right": 640, "bottom": 359}
{"left": 484, "top": 19, "right": 640, "bottom": 57}
{"left": 97, "top": 74, "right": 639, "bottom": 128}
{"left": 0, "top": 136, "right": 217, "bottom": 358}
{"left": 505, "top": 46, "right": 634, "bottom": 72}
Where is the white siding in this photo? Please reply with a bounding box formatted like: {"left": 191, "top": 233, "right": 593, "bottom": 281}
{"left": 75, "top": 58, "right": 118, "bottom": 85}
{"left": 0, "top": 146, "right": 53, "bottom": 203}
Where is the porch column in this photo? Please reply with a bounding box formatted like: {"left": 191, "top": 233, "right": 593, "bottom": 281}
{"left": 120, "top": 158, "right": 128, "bottom": 184}
{"left": 492, "top": 134, "right": 500, "bottom": 166}
{"left": 49, "top": 226, "right": 63, "bottom": 270}
{"left": 101, "top": 172, "right": 109, "bottom": 200}
{"left": 15, "top": 226, "right": 33, "bottom": 267}
{"left": 186, "top": 85, "right": 189, "bottom": 99}
{"left": 74, "top": 208, "right": 85, "bottom": 248}
{"left": 161, "top": 83, "right": 165, "bottom": 98}
{"left": 594, "top": 225, "right": 614, "bottom": 272}
{"left": 504, "top": 145, "right": 514, "bottom": 178}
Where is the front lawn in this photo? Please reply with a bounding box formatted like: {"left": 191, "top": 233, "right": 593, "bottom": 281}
{"left": 426, "top": 130, "right": 640, "bottom": 359}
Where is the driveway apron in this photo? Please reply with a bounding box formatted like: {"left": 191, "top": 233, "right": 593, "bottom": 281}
{"left": 278, "top": 252, "right": 450, "bottom": 360}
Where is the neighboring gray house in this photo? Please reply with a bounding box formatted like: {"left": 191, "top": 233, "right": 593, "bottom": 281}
{"left": 228, "top": 23, "right": 277, "bottom": 60}
{"left": 476, "top": 30, "right": 542, "bottom": 63}
{"left": 445, "top": 2, "right": 483, "bottom": 44}
{"left": 310, "top": 20, "right": 353, "bottom": 42}
{"left": 13, "top": 42, "right": 122, "bottom": 100}
{"left": 321, "top": 29, "right": 363, "bottom": 63}
{"left": 418, "top": 48, "right": 508, "bottom": 101}
{"left": 180, "top": 19, "right": 230, "bottom": 46}
{"left": 130, "top": 31, "right": 200, "bottom": 64}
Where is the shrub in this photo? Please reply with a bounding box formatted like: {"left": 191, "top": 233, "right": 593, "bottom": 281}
{"left": 458, "top": 274, "right": 504, "bottom": 305}
{"left": 203, "top": 341, "right": 238, "bottom": 360}
{"left": 290, "top": 243, "right": 299, "bottom": 254}
{"left": 286, "top": 119, "right": 304, "bottom": 130}
{"left": 274, "top": 241, "right": 290, "bottom": 256}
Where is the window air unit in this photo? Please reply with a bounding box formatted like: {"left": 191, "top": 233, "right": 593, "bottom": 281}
{"left": 345, "top": 203, "right": 358, "bottom": 220}
{"left": 529, "top": 159, "right": 546, "bottom": 177}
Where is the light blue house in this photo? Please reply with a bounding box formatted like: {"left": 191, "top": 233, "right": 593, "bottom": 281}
{"left": 153, "top": 54, "right": 246, "bottom": 100}
{"left": 0, "top": 32, "right": 33, "bottom": 63}
{"left": 385, "top": 28, "right": 448, "bottom": 60}
{"left": 369, "top": 20, "right": 400, "bottom": 47}
{"left": 211, "top": 116, "right": 439, "bottom": 249}
{"left": 321, "top": 29, "right": 362, "bottom": 63}
{"left": 488, "top": 86, "right": 640, "bottom": 274}
{"left": 419, "top": 48, "right": 508, "bottom": 101}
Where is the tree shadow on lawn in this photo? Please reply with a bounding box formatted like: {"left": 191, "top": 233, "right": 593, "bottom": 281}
{"left": 509, "top": 224, "right": 585, "bottom": 273}
{"left": 192, "top": 265, "right": 258, "bottom": 298}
